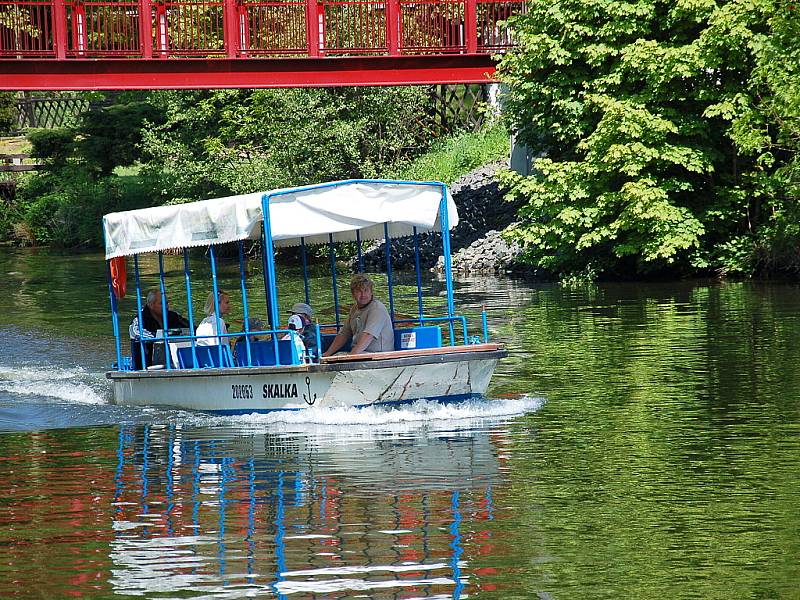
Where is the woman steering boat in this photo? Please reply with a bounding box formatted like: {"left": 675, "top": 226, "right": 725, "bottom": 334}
{"left": 103, "top": 179, "right": 506, "bottom": 413}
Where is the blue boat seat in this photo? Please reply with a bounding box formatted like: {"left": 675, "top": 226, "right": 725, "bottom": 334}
{"left": 320, "top": 333, "right": 351, "bottom": 354}
{"left": 394, "top": 326, "right": 442, "bottom": 350}
{"left": 177, "top": 344, "right": 233, "bottom": 369}
{"left": 234, "top": 339, "right": 301, "bottom": 367}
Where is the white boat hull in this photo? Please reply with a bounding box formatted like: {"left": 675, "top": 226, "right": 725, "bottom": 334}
{"left": 108, "top": 349, "right": 504, "bottom": 413}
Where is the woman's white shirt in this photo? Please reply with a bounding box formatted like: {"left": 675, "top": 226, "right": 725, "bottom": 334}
{"left": 196, "top": 313, "right": 229, "bottom": 347}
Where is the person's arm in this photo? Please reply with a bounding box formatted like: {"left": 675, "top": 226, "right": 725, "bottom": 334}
{"left": 323, "top": 329, "right": 351, "bottom": 357}
{"left": 350, "top": 332, "right": 376, "bottom": 354}
{"left": 302, "top": 327, "right": 319, "bottom": 360}
{"left": 129, "top": 317, "right": 140, "bottom": 340}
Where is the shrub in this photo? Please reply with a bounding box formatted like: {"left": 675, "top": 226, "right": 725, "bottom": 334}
{"left": 76, "top": 101, "right": 163, "bottom": 174}
{"left": 27, "top": 128, "right": 76, "bottom": 168}
{"left": 0, "top": 92, "right": 17, "bottom": 135}
{"left": 14, "top": 166, "right": 127, "bottom": 247}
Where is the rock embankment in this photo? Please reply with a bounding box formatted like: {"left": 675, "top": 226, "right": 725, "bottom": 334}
{"left": 435, "top": 229, "right": 524, "bottom": 274}
{"left": 355, "top": 161, "right": 526, "bottom": 274}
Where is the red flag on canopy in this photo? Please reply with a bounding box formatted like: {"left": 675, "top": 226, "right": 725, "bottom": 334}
{"left": 110, "top": 256, "right": 127, "bottom": 299}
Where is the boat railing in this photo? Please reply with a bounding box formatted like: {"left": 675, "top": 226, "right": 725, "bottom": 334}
{"left": 106, "top": 180, "right": 495, "bottom": 375}
{"left": 393, "top": 315, "right": 470, "bottom": 346}
{"left": 121, "top": 308, "right": 492, "bottom": 372}
{"left": 234, "top": 328, "right": 309, "bottom": 368}
{"left": 127, "top": 328, "right": 307, "bottom": 372}
{"left": 316, "top": 309, "right": 488, "bottom": 349}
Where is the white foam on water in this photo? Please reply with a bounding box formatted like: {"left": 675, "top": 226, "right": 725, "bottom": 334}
{"left": 187, "top": 395, "right": 544, "bottom": 438}
{"left": 0, "top": 364, "right": 108, "bottom": 404}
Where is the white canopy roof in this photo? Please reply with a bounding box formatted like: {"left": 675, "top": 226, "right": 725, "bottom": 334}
{"left": 103, "top": 180, "right": 458, "bottom": 259}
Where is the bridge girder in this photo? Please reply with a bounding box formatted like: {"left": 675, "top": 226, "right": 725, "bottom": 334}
{"left": 0, "top": 55, "right": 498, "bottom": 91}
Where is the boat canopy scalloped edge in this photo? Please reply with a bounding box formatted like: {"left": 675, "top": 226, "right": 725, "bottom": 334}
{"left": 102, "top": 179, "right": 458, "bottom": 259}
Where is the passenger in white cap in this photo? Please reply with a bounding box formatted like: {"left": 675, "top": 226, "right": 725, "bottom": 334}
{"left": 287, "top": 302, "right": 317, "bottom": 355}
{"left": 281, "top": 314, "right": 307, "bottom": 360}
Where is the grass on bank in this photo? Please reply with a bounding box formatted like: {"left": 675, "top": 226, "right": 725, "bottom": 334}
{"left": 388, "top": 123, "right": 509, "bottom": 184}
{"left": 0, "top": 136, "right": 31, "bottom": 155}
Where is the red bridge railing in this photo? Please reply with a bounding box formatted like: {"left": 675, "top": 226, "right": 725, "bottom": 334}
{"left": 0, "top": 0, "right": 523, "bottom": 59}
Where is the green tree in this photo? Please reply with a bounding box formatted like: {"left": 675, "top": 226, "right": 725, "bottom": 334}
{"left": 75, "top": 99, "right": 163, "bottom": 175}
{"left": 12, "top": 168, "right": 127, "bottom": 246}
{"left": 27, "top": 127, "right": 76, "bottom": 168}
{"left": 9, "top": 94, "right": 156, "bottom": 247}
{"left": 4, "top": 86, "right": 481, "bottom": 247}
{"left": 714, "top": 1, "right": 800, "bottom": 274}
{"left": 138, "top": 87, "right": 436, "bottom": 204}
{"left": 498, "top": 0, "right": 796, "bottom": 277}
{"left": 0, "top": 92, "right": 17, "bottom": 134}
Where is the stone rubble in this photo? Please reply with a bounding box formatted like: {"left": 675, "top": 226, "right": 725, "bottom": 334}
{"left": 354, "top": 160, "right": 529, "bottom": 274}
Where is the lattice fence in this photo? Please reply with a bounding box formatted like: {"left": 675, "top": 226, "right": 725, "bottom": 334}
{"left": 428, "top": 83, "right": 492, "bottom": 134}
{"left": 15, "top": 95, "right": 91, "bottom": 129}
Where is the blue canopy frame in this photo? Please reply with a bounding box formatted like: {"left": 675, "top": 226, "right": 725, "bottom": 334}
{"left": 106, "top": 179, "right": 490, "bottom": 372}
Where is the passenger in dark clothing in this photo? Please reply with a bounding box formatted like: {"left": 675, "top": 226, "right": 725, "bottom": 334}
{"left": 129, "top": 288, "right": 189, "bottom": 369}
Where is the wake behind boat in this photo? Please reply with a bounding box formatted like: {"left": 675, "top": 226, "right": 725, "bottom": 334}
{"left": 102, "top": 179, "right": 506, "bottom": 413}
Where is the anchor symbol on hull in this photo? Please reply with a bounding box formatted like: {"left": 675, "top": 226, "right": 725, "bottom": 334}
{"left": 303, "top": 376, "right": 317, "bottom": 405}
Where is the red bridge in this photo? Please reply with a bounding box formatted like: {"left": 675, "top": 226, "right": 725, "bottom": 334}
{"left": 0, "top": 0, "right": 521, "bottom": 89}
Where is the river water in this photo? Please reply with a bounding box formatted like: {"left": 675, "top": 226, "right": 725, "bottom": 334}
{"left": 0, "top": 248, "right": 798, "bottom": 599}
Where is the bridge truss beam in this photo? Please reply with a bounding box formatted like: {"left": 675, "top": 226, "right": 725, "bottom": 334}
{"left": 0, "top": 55, "right": 497, "bottom": 91}
{"left": 0, "top": 0, "right": 520, "bottom": 89}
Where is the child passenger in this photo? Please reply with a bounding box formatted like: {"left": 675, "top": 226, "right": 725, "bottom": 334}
{"left": 281, "top": 314, "right": 307, "bottom": 360}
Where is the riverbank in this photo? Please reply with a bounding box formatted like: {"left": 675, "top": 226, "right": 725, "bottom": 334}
{"left": 357, "top": 160, "right": 533, "bottom": 275}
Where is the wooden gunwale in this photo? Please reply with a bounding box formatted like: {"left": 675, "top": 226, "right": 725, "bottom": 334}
{"left": 321, "top": 343, "right": 503, "bottom": 362}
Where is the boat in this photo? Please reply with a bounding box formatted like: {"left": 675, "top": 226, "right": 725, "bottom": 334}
{"left": 103, "top": 179, "right": 507, "bottom": 413}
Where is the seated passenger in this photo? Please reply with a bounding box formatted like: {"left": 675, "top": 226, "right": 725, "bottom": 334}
{"left": 129, "top": 288, "right": 190, "bottom": 369}
{"left": 232, "top": 317, "right": 265, "bottom": 364}
{"left": 287, "top": 302, "right": 318, "bottom": 355}
{"left": 281, "top": 314, "right": 307, "bottom": 360}
{"left": 240, "top": 317, "right": 266, "bottom": 343}
{"left": 196, "top": 290, "right": 231, "bottom": 347}
{"left": 323, "top": 273, "right": 393, "bottom": 356}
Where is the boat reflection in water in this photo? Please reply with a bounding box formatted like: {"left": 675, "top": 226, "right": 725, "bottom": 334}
{"left": 109, "top": 414, "right": 512, "bottom": 598}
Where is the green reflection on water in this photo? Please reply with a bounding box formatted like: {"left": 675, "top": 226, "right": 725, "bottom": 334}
{"left": 486, "top": 280, "right": 800, "bottom": 599}
{"left": 1, "top": 250, "right": 800, "bottom": 598}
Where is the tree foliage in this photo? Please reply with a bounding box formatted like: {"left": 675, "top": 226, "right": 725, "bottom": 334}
{"left": 0, "top": 92, "right": 17, "bottom": 134}
{"left": 13, "top": 169, "right": 126, "bottom": 246}
{"left": 719, "top": 1, "right": 800, "bottom": 274}
{"left": 27, "top": 127, "right": 76, "bottom": 168}
{"left": 139, "top": 87, "right": 436, "bottom": 204}
{"left": 76, "top": 99, "right": 163, "bottom": 174}
{"left": 4, "top": 87, "right": 466, "bottom": 247}
{"left": 498, "top": 0, "right": 799, "bottom": 277}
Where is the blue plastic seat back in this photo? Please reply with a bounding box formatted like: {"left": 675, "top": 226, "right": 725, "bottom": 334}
{"left": 177, "top": 345, "right": 233, "bottom": 369}
{"left": 235, "top": 339, "right": 301, "bottom": 367}
{"left": 393, "top": 326, "right": 442, "bottom": 350}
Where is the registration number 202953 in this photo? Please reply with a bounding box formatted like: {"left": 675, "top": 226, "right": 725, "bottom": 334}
{"left": 231, "top": 384, "right": 253, "bottom": 399}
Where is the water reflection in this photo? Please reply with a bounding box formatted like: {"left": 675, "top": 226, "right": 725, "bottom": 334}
{"left": 4, "top": 249, "right": 800, "bottom": 598}
{"left": 108, "top": 422, "right": 508, "bottom": 598}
